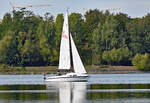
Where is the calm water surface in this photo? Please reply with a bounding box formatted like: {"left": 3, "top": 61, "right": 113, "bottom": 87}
{"left": 0, "top": 74, "right": 150, "bottom": 103}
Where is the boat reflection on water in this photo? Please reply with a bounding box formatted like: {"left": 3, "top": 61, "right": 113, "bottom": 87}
{"left": 46, "top": 82, "right": 87, "bottom": 103}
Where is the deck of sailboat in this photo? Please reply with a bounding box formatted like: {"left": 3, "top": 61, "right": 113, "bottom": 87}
{"left": 45, "top": 73, "right": 88, "bottom": 82}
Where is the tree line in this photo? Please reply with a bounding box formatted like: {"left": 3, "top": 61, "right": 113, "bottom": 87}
{"left": 0, "top": 9, "right": 150, "bottom": 69}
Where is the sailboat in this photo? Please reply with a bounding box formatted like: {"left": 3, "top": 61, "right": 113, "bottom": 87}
{"left": 44, "top": 11, "right": 88, "bottom": 82}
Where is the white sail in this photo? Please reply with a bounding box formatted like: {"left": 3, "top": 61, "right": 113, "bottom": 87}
{"left": 58, "top": 12, "right": 71, "bottom": 69}
{"left": 70, "top": 34, "right": 87, "bottom": 74}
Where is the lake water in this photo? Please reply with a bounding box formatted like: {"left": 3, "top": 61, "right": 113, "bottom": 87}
{"left": 0, "top": 74, "right": 150, "bottom": 103}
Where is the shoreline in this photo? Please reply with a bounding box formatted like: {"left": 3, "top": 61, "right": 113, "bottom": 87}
{"left": 0, "top": 65, "right": 148, "bottom": 74}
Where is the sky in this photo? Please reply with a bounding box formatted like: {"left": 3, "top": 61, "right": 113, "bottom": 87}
{"left": 0, "top": 0, "right": 150, "bottom": 19}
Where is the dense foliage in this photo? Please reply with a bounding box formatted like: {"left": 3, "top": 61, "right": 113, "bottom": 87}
{"left": 102, "top": 47, "right": 132, "bottom": 65}
{"left": 0, "top": 9, "right": 150, "bottom": 68}
{"left": 132, "top": 53, "right": 150, "bottom": 70}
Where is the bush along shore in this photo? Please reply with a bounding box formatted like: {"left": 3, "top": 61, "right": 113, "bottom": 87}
{"left": 0, "top": 65, "right": 148, "bottom": 75}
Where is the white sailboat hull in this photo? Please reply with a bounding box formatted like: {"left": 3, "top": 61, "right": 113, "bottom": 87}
{"left": 45, "top": 73, "right": 88, "bottom": 82}
{"left": 45, "top": 77, "right": 88, "bottom": 82}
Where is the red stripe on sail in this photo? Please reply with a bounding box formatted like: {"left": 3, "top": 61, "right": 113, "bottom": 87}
{"left": 66, "top": 24, "right": 68, "bottom": 27}
{"left": 62, "top": 30, "right": 68, "bottom": 39}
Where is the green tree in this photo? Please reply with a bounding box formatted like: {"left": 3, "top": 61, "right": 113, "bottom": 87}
{"left": 132, "top": 53, "right": 150, "bottom": 70}
{"left": 85, "top": 9, "right": 105, "bottom": 35}
{"left": 21, "top": 39, "right": 41, "bottom": 66}
{"left": 0, "top": 13, "right": 13, "bottom": 39}
{"left": 92, "top": 23, "right": 102, "bottom": 64}
{"left": 55, "top": 14, "right": 63, "bottom": 47}
{"left": 143, "top": 14, "right": 150, "bottom": 53}
{"left": 36, "top": 14, "right": 56, "bottom": 65}
{"left": 126, "top": 18, "right": 145, "bottom": 54}
{"left": 102, "top": 50, "right": 111, "bottom": 65}
{"left": 102, "top": 47, "right": 132, "bottom": 65}
{"left": 69, "top": 13, "right": 85, "bottom": 43}
{"left": 0, "top": 31, "right": 17, "bottom": 65}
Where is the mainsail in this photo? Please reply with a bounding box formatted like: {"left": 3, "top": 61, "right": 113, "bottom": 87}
{"left": 70, "top": 34, "right": 87, "bottom": 74}
{"left": 58, "top": 12, "right": 71, "bottom": 69}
